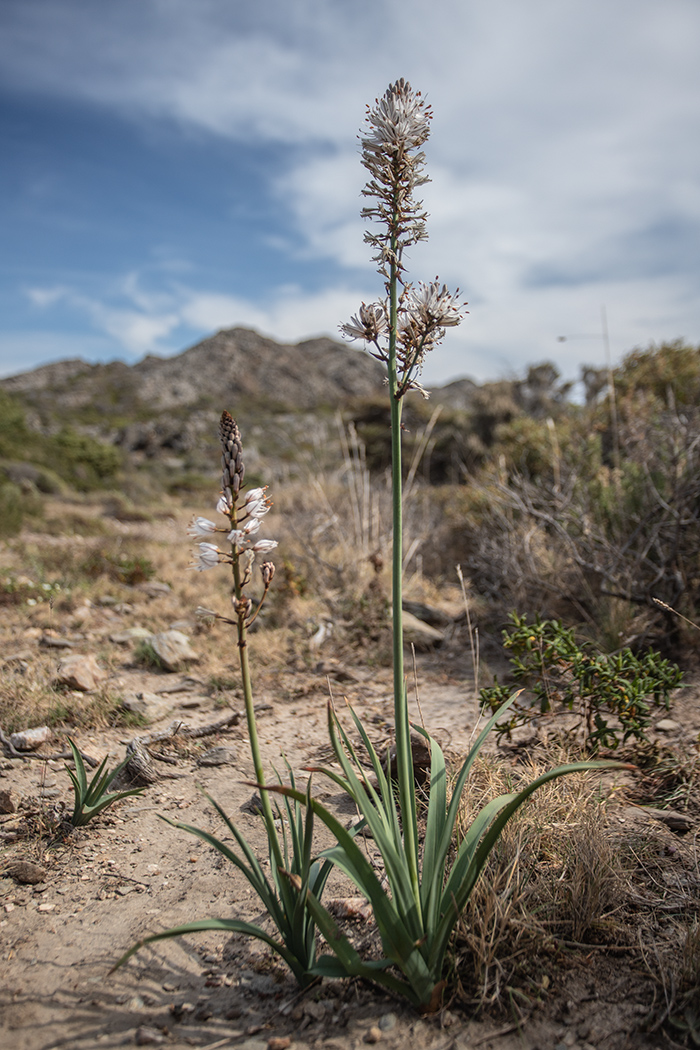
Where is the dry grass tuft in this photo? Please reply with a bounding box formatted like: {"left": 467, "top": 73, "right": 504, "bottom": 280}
{"left": 453, "top": 753, "right": 624, "bottom": 1009}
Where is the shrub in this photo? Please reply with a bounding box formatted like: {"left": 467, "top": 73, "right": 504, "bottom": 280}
{"left": 480, "top": 613, "right": 682, "bottom": 750}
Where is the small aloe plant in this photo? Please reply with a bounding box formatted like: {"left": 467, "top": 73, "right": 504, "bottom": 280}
{"left": 65, "top": 737, "right": 144, "bottom": 827}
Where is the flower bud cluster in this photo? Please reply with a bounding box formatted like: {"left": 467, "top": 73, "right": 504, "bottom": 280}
{"left": 189, "top": 416, "right": 277, "bottom": 572}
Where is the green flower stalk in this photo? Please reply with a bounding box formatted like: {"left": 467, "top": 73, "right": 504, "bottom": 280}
{"left": 261, "top": 80, "right": 627, "bottom": 1012}
{"left": 341, "top": 80, "right": 466, "bottom": 900}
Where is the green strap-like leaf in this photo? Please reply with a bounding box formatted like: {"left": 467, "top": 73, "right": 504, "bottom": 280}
{"left": 110, "top": 918, "right": 310, "bottom": 985}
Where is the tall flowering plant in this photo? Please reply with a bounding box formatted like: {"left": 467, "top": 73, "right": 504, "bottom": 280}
{"left": 113, "top": 414, "right": 333, "bottom": 987}
{"left": 269, "top": 81, "right": 625, "bottom": 1011}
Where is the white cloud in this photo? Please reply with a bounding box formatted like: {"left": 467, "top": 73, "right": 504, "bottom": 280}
{"left": 2, "top": 0, "right": 700, "bottom": 382}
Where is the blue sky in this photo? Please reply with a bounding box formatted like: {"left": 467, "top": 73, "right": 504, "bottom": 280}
{"left": 1, "top": 0, "right": 699, "bottom": 388}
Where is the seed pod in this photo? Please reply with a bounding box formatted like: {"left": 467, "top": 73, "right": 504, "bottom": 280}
{"left": 219, "top": 412, "right": 245, "bottom": 495}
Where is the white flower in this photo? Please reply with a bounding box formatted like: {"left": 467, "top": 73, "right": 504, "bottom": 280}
{"left": 244, "top": 487, "right": 267, "bottom": 504}
{"left": 405, "top": 281, "right": 464, "bottom": 328}
{"left": 187, "top": 516, "right": 218, "bottom": 537}
{"left": 227, "top": 529, "right": 245, "bottom": 549}
{"left": 245, "top": 499, "right": 270, "bottom": 519}
{"left": 216, "top": 491, "right": 233, "bottom": 515}
{"left": 362, "top": 80, "right": 431, "bottom": 155}
{"left": 251, "top": 539, "right": 278, "bottom": 553}
{"left": 193, "top": 542, "right": 221, "bottom": 571}
{"left": 340, "top": 302, "right": 388, "bottom": 343}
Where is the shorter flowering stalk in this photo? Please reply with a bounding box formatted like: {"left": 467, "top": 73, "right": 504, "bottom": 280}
{"left": 206, "top": 413, "right": 283, "bottom": 870}
{"left": 187, "top": 413, "right": 283, "bottom": 864}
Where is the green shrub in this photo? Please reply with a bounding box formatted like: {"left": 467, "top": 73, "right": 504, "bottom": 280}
{"left": 480, "top": 613, "right": 683, "bottom": 750}
{"left": 52, "top": 428, "right": 122, "bottom": 490}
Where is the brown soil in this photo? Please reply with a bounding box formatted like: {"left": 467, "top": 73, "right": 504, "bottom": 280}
{"left": 1, "top": 507, "right": 699, "bottom": 1050}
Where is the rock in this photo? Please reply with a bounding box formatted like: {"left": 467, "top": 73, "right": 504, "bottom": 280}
{"left": 400, "top": 611, "right": 444, "bottom": 650}
{"left": 364, "top": 1027, "right": 383, "bottom": 1044}
{"left": 110, "top": 627, "right": 155, "bottom": 645}
{"left": 378, "top": 1013, "right": 397, "bottom": 1031}
{"left": 3, "top": 859, "right": 47, "bottom": 884}
{"left": 9, "top": 726, "right": 51, "bottom": 751}
{"left": 55, "top": 654, "right": 107, "bottom": 692}
{"left": 150, "top": 630, "right": 198, "bottom": 672}
{"left": 0, "top": 789, "right": 20, "bottom": 814}
{"left": 120, "top": 693, "right": 174, "bottom": 722}
{"left": 268, "top": 1039, "right": 291, "bottom": 1050}
{"left": 134, "top": 582, "right": 171, "bottom": 598}
{"left": 197, "top": 746, "right": 237, "bottom": 767}
{"left": 655, "top": 718, "right": 681, "bottom": 733}
{"left": 134, "top": 1026, "right": 166, "bottom": 1046}
{"left": 39, "top": 634, "right": 76, "bottom": 649}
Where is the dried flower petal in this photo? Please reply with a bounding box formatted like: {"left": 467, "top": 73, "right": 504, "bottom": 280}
{"left": 340, "top": 302, "right": 388, "bottom": 343}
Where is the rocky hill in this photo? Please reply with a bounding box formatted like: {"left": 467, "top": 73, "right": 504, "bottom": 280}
{"left": 0, "top": 328, "right": 387, "bottom": 418}
{"left": 0, "top": 327, "right": 483, "bottom": 488}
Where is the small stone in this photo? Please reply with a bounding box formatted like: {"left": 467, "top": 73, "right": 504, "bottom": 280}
{"left": 3, "top": 860, "right": 47, "bottom": 885}
{"left": 121, "top": 693, "right": 173, "bottom": 722}
{"left": 55, "top": 654, "right": 107, "bottom": 692}
{"left": 0, "top": 789, "right": 20, "bottom": 814}
{"left": 378, "top": 1012, "right": 397, "bottom": 1031}
{"left": 40, "top": 634, "right": 76, "bottom": 649}
{"left": 37, "top": 903, "right": 55, "bottom": 912}
{"left": 110, "top": 627, "right": 155, "bottom": 645}
{"left": 9, "top": 726, "right": 51, "bottom": 752}
{"left": 655, "top": 718, "right": 681, "bottom": 733}
{"left": 268, "top": 1039, "right": 291, "bottom": 1050}
{"left": 134, "top": 1026, "right": 165, "bottom": 1045}
{"left": 150, "top": 630, "right": 199, "bottom": 672}
{"left": 364, "top": 1027, "right": 383, "bottom": 1044}
{"left": 197, "top": 746, "right": 237, "bottom": 767}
